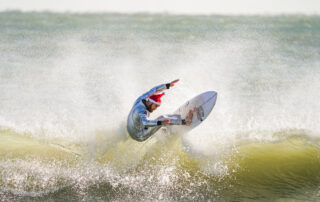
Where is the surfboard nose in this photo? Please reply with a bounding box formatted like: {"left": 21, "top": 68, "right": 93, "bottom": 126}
{"left": 203, "top": 91, "right": 218, "bottom": 100}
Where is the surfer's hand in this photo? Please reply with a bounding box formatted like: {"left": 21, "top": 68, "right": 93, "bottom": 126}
{"left": 170, "top": 79, "right": 179, "bottom": 87}
{"left": 185, "top": 120, "right": 191, "bottom": 126}
{"left": 161, "top": 119, "right": 170, "bottom": 125}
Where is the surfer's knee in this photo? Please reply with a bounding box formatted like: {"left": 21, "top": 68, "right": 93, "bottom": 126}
{"left": 135, "top": 136, "right": 147, "bottom": 142}
{"left": 131, "top": 134, "right": 149, "bottom": 142}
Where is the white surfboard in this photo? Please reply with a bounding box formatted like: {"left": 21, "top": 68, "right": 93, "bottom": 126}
{"left": 169, "top": 91, "right": 217, "bottom": 134}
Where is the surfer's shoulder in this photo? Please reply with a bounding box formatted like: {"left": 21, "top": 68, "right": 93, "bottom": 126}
{"left": 135, "top": 102, "right": 147, "bottom": 113}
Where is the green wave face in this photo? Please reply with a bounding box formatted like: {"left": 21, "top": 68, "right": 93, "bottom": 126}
{"left": 1, "top": 129, "right": 320, "bottom": 201}
{"left": 221, "top": 135, "right": 320, "bottom": 201}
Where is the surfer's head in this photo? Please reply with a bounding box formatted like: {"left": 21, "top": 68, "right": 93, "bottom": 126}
{"left": 146, "top": 93, "right": 164, "bottom": 112}
{"left": 146, "top": 101, "right": 160, "bottom": 112}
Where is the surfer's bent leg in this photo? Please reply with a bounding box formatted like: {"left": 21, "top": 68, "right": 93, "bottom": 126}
{"left": 131, "top": 126, "right": 162, "bottom": 142}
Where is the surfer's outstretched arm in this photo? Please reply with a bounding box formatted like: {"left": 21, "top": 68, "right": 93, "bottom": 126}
{"left": 134, "top": 79, "right": 180, "bottom": 104}
{"left": 158, "top": 110, "right": 193, "bottom": 126}
{"left": 133, "top": 84, "right": 167, "bottom": 105}
{"left": 139, "top": 110, "right": 160, "bottom": 127}
{"left": 139, "top": 112, "right": 185, "bottom": 128}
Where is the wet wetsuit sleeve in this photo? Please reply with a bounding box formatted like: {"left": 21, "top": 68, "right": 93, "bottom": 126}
{"left": 139, "top": 84, "right": 168, "bottom": 100}
{"left": 133, "top": 83, "right": 170, "bottom": 105}
{"left": 157, "top": 115, "right": 186, "bottom": 125}
{"left": 139, "top": 111, "right": 160, "bottom": 128}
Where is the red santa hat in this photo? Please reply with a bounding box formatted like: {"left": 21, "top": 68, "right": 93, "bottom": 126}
{"left": 147, "top": 93, "right": 165, "bottom": 105}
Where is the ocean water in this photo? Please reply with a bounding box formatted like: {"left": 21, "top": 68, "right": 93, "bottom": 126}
{"left": 0, "top": 11, "right": 320, "bottom": 201}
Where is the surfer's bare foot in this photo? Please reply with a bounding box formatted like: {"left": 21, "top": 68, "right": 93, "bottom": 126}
{"left": 185, "top": 109, "right": 193, "bottom": 126}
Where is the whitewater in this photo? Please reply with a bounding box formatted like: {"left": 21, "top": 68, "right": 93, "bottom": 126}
{"left": 0, "top": 11, "right": 320, "bottom": 201}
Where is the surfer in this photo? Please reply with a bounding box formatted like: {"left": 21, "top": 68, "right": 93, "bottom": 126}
{"left": 127, "top": 79, "right": 193, "bottom": 142}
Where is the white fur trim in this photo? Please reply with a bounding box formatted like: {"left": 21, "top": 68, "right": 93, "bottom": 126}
{"left": 147, "top": 98, "right": 161, "bottom": 105}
